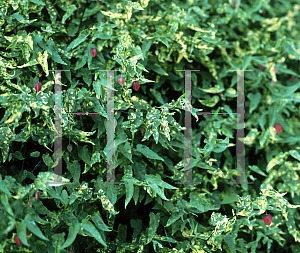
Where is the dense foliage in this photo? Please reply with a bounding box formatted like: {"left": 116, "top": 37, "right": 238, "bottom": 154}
{"left": 0, "top": 0, "right": 300, "bottom": 252}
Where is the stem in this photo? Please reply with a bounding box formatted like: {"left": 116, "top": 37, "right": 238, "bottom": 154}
{"left": 76, "top": 0, "right": 89, "bottom": 38}
{"left": 21, "top": 143, "right": 27, "bottom": 170}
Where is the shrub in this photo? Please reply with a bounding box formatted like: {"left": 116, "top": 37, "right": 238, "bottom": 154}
{"left": 0, "top": 0, "right": 299, "bottom": 252}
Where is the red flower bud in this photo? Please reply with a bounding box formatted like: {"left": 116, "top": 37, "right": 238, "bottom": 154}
{"left": 259, "top": 65, "right": 265, "bottom": 71}
{"left": 35, "top": 191, "right": 41, "bottom": 200}
{"left": 290, "top": 76, "right": 296, "bottom": 81}
{"left": 132, "top": 81, "right": 140, "bottom": 91}
{"left": 263, "top": 214, "right": 272, "bottom": 226}
{"left": 91, "top": 48, "right": 97, "bottom": 57}
{"left": 34, "top": 82, "right": 42, "bottom": 93}
{"left": 118, "top": 77, "right": 125, "bottom": 86}
{"left": 274, "top": 123, "right": 282, "bottom": 134}
{"left": 14, "top": 235, "right": 22, "bottom": 245}
{"left": 67, "top": 144, "right": 73, "bottom": 152}
{"left": 274, "top": 67, "right": 278, "bottom": 73}
{"left": 271, "top": 80, "right": 275, "bottom": 86}
{"left": 232, "top": 1, "right": 236, "bottom": 7}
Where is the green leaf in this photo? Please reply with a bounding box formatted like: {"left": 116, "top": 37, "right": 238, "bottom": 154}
{"left": 191, "top": 6, "right": 208, "bottom": 18}
{"left": 0, "top": 176, "right": 12, "bottom": 197}
{"left": 142, "top": 40, "right": 152, "bottom": 58}
{"left": 91, "top": 152, "right": 101, "bottom": 167}
{"left": 106, "top": 183, "right": 118, "bottom": 205}
{"left": 149, "top": 88, "right": 165, "bottom": 105}
{"left": 280, "top": 82, "right": 300, "bottom": 96}
{"left": 121, "top": 141, "right": 133, "bottom": 163}
{"left": 11, "top": 12, "right": 37, "bottom": 25}
{"left": 44, "top": 40, "right": 68, "bottom": 65}
{"left": 123, "top": 175, "right": 138, "bottom": 209}
{"left": 131, "top": 2, "right": 144, "bottom": 10}
{"left": 75, "top": 55, "right": 87, "bottom": 70}
{"left": 92, "top": 213, "right": 112, "bottom": 232}
{"left": 223, "top": 233, "right": 236, "bottom": 253}
{"left": 78, "top": 145, "right": 92, "bottom": 171}
{"left": 146, "top": 212, "right": 160, "bottom": 244}
{"left": 221, "top": 193, "right": 238, "bottom": 205}
{"left": 145, "top": 175, "right": 178, "bottom": 189}
{"left": 62, "top": 5, "right": 76, "bottom": 24}
{"left": 133, "top": 185, "right": 140, "bottom": 205}
{"left": 96, "top": 188, "right": 119, "bottom": 215}
{"left": 249, "top": 165, "right": 267, "bottom": 177}
{"left": 30, "top": 151, "right": 40, "bottom": 157}
{"left": 101, "top": 10, "right": 124, "bottom": 19}
{"left": 242, "top": 55, "right": 252, "bottom": 70}
{"left": 266, "top": 152, "right": 287, "bottom": 173}
{"left": 148, "top": 57, "right": 168, "bottom": 75}
{"left": 198, "top": 95, "right": 219, "bottom": 107}
{"left": 288, "top": 150, "right": 300, "bottom": 161}
{"left": 67, "top": 29, "right": 91, "bottom": 51}
{"left": 24, "top": 214, "right": 49, "bottom": 241}
{"left": 166, "top": 211, "right": 183, "bottom": 227}
{"left": 58, "top": 223, "right": 81, "bottom": 250}
{"left": 136, "top": 144, "right": 164, "bottom": 161}
{"left": 147, "top": 183, "right": 168, "bottom": 201}
{"left": 157, "top": 37, "right": 169, "bottom": 48}
{"left": 189, "top": 192, "right": 218, "bottom": 213}
{"left": 247, "top": 92, "right": 261, "bottom": 113}
{"left": 29, "top": 0, "right": 45, "bottom": 5}
{"left": 284, "top": 40, "right": 300, "bottom": 61}
{"left": 81, "top": 219, "right": 107, "bottom": 248}
{"left": 1, "top": 194, "right": 14, "bottom": 216}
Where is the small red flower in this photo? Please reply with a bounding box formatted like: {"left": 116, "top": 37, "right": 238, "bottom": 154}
{"left": 263, "top": 214, "right": 272, "bottom": 226}
{"left": 259, "top": 65, "right": 265, "bottom": 71}
{"left": 35, "top": 191, "right": 41, "bottom": 200}
{"left": 290, "top": 76, "right": 296, "bottom": 81}
{"left": 151, "top": 30, "right": 156, "bottom": 33}
{"left": 271, "top": 80, "right": 275, "bottom": 86}
{"left": 232, "top": 1, "right": 236, "bottom": 7}
{"left": 67, "top": 144, "right": 73, "bottom": 152}
{"left": 118, "top": 77, "right": 125, "bottom": 86}
{"left": 274, "top": 123, "right": 282, "bottom": 134}
{"left": 69, "top": 250, "right": 75, "bottom": 253}
{"left": 26, "top": 232, "right": 30, "bottom": 236}
{"left": 14, "top": 235, "right": 22, "bottom": 245}
{"left": 91, "top": 48, "right": 97, "bottom": 57}
{"left": 274, "top": 67, "right": 278, "bottom": 73}
{"left": 34, "top": 82, "right": 42, "bottom": 93}
{"left": 132, "top": 81, "right": 140, "bottom": 91}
